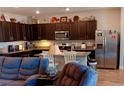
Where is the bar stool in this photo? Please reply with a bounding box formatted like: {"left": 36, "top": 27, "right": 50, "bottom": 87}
{"left": 64, "top": 51, "right": 80, "bottom": 64}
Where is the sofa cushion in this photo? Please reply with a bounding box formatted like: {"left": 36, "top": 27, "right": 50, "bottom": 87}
{"left": 0, "top": 56, "right": 5, "bottom": 75}
{"left": 0, "top": 57, "right": 22, "bottom": 80}
{"left": 19, "top": 57, "right": 40, "bottom": 80}
{"left": 0, "top": 79, "right": 25, "bottom": 86}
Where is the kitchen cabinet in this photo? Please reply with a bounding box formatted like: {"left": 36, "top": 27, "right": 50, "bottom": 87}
{"left": 30, "top": 24, "right": 38, "bottom": 40}
{"left": 46, "top": 23, "right": 56, "bottom": 40}
{"left": 86, "top": 20, "right": 97, "bottom": 40}
{"left": 19, "top": 24, "right": 30, "bottom": 41}
{"left": 70, "top": 21, "right": 96, "bottom": 40}
{"left": 0, "top": 22, "right": 4, "bottom": 42}
{"left": 55, "top": 23, "right": 70, "bottom": 31}
{"left": 0, "top": 20, "right": 97, "bottom": 42}
{"left": 1, "top": 22, "right": 11, "bottom": 41}
{"left": 70, "top": 21, "right": 87, "bottom": 40}
{"left": 70, "top": 22, "right": 78, "bottom": 40}
{"left": 37, "top": 24, "right": 47, "bottom": 40}
{"left": 37, "top": 24, "right": 43, "bottom": 40}
{"left": 0, "top": 22, "right": 30, "bottom": 42}
{"left": 10, "top": 23, "right": 21, "bottom": 41}
{"left": 78, "top": 21, "right": 87, "bottom": 40}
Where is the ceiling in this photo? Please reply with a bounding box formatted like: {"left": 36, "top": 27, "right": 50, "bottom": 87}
{"left": 0, "top": 7, "right": 120, "bottom": 18}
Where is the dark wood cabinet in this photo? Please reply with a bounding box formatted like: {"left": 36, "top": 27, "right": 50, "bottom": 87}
{"left": 0, "top": 20, "right": 97, "bottom": 42}
{"left": 46, "top": 23, "right": 56, "bottom": 40}
{"left": 0, "top": 22, "right": 4, "bottom": 41}
{"left": 70, "top": 21, "right": 87, "bottom": 40}
{"left": 1, "top": 22, "right": 11, "bottom": 41}
{"left": 78, "top": 21, "right": 87, "bottom": 40}
{"left": 70, "top": 21, "right": 96, "bottom": 40}
{"left": 70, "top": 22, "right": 78, "bottom": 40}
{"left": 55, "top": 23, "right": 70, "bottom": 31}
{"left": 86, "top": 20, "right": 97, "bottom": 40}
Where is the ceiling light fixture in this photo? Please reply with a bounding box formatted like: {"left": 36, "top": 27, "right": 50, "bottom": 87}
{"left": 36, "top": 10, "right": 40, "bottom": 14}
{"left": 65, "top": 8, "right": 70, "bottom": 11}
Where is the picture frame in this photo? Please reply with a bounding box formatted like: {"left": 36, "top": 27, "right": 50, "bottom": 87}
{"left": 60, "top": 16, "right": 67, "bottom": 22}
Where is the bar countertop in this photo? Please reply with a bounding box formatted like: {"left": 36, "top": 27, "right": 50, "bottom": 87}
{"left": 34, "top": 51, "right": 91, "bottom": 57}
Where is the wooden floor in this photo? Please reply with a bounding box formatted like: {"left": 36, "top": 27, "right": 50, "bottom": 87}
{"left": 97, "top": 69, "right": 124, "bottom": 86}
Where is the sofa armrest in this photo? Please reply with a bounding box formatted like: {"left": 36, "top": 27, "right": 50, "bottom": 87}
{"left": 79, "top": 68, "right": 98, "bottom": 86}
{"left": 25, "top": 74, "right": 40, "bottom": 86}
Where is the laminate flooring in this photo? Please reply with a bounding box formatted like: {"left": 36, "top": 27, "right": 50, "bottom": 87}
{"left": 97, "top": 69, "right": 124, "bottom": 86}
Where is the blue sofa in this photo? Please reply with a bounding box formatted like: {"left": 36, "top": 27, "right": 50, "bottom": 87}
{"left": 0, "top": 56, "right": 49, "bottom": 86}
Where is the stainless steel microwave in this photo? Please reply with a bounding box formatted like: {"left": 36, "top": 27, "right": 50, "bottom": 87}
{"left": 55, "top": 31, "right": 69, "bottom": 40}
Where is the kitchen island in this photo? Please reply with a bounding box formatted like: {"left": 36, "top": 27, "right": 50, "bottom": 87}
{"left": 35, "top": 52, "right": 91, "bottom": 71}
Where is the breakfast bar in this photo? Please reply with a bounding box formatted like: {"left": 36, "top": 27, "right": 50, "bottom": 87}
{"left": 35, "top": 52, "right": 91, "bottom": 71}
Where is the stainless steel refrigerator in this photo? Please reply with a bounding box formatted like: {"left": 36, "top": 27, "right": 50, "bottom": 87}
{"left": 95, "top": 30, "right": 120, "bottom": 69}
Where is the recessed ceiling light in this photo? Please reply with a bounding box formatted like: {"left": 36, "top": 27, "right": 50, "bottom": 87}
{"left": 36, "top": 10, "right": 40, "bottom": 14}
{"left": 65, "top": 8, "right": 70, "bottom": 11}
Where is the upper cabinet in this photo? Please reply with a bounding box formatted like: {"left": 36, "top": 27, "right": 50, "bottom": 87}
{"left": 45, "top": 23, "right": 56, "bottom": 40}
{"left": 0, "top": 22, "right": 30, "bottom": 42}
{"left": 86, "top": 20, "right": 97, "bottom": 40}
{"left": 70, "top": 22, "right": 78, "bottom": 40}
{"left": 55, "top": 23, "right": 70, "bottom": 31}
{"left": 70, "top": 21, "right": 96, "bottom": 40}
{"left": 0, "top": 20, "right": 97, "bottom": 42}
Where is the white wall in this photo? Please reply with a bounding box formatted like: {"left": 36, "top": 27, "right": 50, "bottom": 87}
{"left": 0, "top": 11, "right": 27, "bottom": 23}
{"left": 120, "top": 8, "right": 124, "bottom": 69}
{"left": 38, "top": 8, "right": 121, "bottom": 32}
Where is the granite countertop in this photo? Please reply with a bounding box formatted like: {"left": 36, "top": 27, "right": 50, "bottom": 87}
{"left": 0, "top": 46, "right": 95, "bottom": 55}
{"left": 0, "top": 49, "right": 34, "bottom": 55}
{"left": 73, "top": 46, "right": 96, "bottom": 51}
{"left": 34, "top": 51, "right": 91, "bottom": 57}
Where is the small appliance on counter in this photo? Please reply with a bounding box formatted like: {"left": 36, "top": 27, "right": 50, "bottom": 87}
{"left": 8, "top": 45, "right": 14, "bottom": 52}
{"left": 15, "top": 45, "right": 19, "bottom": 51}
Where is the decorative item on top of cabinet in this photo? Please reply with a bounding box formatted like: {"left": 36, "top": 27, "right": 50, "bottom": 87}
{"left": 10, "top": 18, "right": 16, "bottom": 23}
{"left": 73, "top": 16, "right": 79, "bottom": 22}
{"left": 0, "top": 14, "right": 6, "bottom": 21}
{"left": 60, "top": 16, "right": 68, "bottom": 23}
{"left": 50, "top": 17, "right": 59, "bottom": 23}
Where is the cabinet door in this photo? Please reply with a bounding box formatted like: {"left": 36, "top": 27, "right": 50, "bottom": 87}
{"left": 55, "top": 23, "right": 70, "bottom": 31}
{"left": 20, "top": 24, "right": 29, "bottom": 41}
{"left": 46, "top": 24, "right": 56, "bottom": 40}
{"left": 37, "top": 24, "right": 42, "bottom": 40}
{"left": 10, "top": 23, "right": 20, "bottom": 41}
{"left": 70, "top": 22, "right": 78, "bottom": 40}
{"left": 78, "top": 22, "right": 87, "bottom": 40}
{"left": 0, "top": 22, "right": 4, "bottom": 42}
{"left": 86, "top": 20, "right": 97, "bottom": 40}
{"left": 36, "top": 24, "right": 47, "bottom": 40}
{"left": 2, "top": 22, "right": 11, "bottom": 41}
{"left": 30, "top": 24, "right": 38, "bottom": 40}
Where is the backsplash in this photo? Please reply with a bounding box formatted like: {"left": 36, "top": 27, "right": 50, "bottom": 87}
{"left": 0, "top": 41, "right": 27, "bottom": 53}
{"left": 32, "top": 40, "right": 95, "bottom": 48}
{"left": 0, "top": 40, "right": 95, "bottom": 53}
